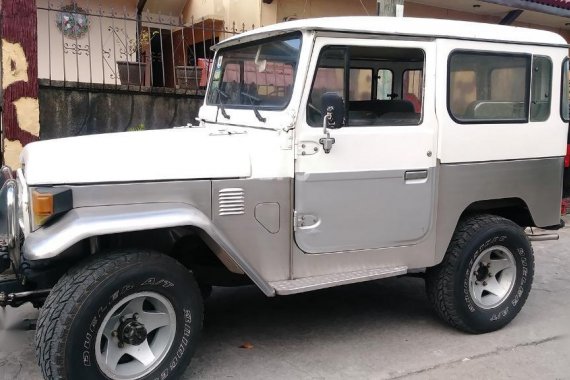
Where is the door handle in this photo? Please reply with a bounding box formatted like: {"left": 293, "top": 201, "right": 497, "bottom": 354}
{"left": 405, "top": 170, "right": 428, "bottom": 181}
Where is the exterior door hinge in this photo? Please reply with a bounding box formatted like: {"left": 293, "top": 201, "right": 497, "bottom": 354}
{"left": 295, "top": 141, "right": 320, "bottom": 157}
{"left": 293, "top": 210, "right": 320, "bottom": 231}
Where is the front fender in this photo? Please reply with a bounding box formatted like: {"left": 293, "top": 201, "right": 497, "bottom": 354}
{"left": 22, "top": 203, "right": 275, "bottom": 296}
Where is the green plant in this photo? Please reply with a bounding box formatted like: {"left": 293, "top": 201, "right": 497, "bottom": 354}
{"left": 127, "top": 123, "right": 145, "bottom": 132}
{"left": 128, "top": 29, "right": 159, "bottom": 55}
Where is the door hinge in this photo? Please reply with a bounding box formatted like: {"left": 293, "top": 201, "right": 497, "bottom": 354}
{"left": 295, "top": 141, "right": 320, "bottom": 157}
{"left": 293, "top": 211, "right": 320, "bottom": 231}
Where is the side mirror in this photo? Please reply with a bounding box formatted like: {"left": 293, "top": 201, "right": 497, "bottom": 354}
{"left": 320, "top": 92, "right": 345, "bottom": 129}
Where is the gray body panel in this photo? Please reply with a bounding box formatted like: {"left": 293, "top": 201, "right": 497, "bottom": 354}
{"left": 19, "top": 158, "right": 562, "bottom": 295}
{"left": 68, "top": 180, "right": 212, "bottom": 218}
{"left": 22, "top": 202, "right": 275, "bottom": 296}
{"left": 291, "top": 157, "right": 562, "bottom": 279}
{"left": 434, "top": 157, "right": 563, "bottom": 262}
{"left": 211, "top": 178, "right": 292, "bottom": 282}
{"left": 294, "top": 169, "right": 434, "bottom": 253}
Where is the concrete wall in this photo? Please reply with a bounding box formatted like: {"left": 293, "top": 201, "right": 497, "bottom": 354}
{"left": 38, "top": 84, "right": 203, "bottom": 140}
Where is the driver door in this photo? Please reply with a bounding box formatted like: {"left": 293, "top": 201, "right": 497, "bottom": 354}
{"left": 294, "top": 37, "right": 437, "bottom": 254}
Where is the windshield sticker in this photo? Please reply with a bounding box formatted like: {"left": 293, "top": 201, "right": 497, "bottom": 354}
{"left": 217, "top": 56, "right": 223, "bottom": 69}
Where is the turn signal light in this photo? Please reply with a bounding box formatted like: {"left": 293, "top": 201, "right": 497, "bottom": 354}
{"left": 33, "top": 191, "right": 54, "bottom": 215}
{"left": 31, "top": 188, "right": 73, "bottom": 229}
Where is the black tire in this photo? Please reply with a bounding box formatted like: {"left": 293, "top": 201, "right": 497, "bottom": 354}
{"left": 426, "top": 214, "right": 534, "bottom": 334}
{"left": 198, "top": 283, "right": 213, "bottom": 300}
{"left": 35, "top": 250, "right": 204, "bottom": 380}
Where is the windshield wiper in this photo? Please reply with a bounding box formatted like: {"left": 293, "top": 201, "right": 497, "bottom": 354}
{"left": 215, "top": 88, "right": 230, "bottom": 119}
{"left": 241, "top": 92, "right": 267, "bottom": 123}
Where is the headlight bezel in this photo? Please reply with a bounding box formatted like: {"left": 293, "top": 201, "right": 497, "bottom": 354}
{"left": 16, "top": 169, "right": 30, "bottom": 236}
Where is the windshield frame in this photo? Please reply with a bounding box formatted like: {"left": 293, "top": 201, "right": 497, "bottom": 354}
{"left": 206, "top": 31, "right": 303, "bottom": 112}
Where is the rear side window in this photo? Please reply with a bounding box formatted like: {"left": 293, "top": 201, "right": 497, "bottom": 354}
{"left": 562, "top": 58, "right": 570, "bottom": 122}
{"left": 448, "top": 51, "right": 530, "bottom": 123}
{"left": 530, "top": 56, "right": 552, "bottom": 122}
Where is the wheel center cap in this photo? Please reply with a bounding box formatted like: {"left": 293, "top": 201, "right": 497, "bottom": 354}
{"left": 475, "top": 263, "right": 489, "bottom": 282}
{"left": 118, "top": 318, "right": 147, "bottom": 346}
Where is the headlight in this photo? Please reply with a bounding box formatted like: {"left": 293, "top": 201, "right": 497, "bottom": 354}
{"left": 29, "top": 187, "right": 73, "bottom": 230}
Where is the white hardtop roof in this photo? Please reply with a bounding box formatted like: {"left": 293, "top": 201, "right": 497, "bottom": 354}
{"left": 215, "top": 16, "right": 568, "bottom": 50}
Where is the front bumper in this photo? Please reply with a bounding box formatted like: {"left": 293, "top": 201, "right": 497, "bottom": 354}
{"left": 0, "top": 166, "right": 21, "bottom": 274}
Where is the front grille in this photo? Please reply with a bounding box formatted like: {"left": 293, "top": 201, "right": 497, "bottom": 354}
{"left": 218, "top": 188, "right": 245, "bottom": 216}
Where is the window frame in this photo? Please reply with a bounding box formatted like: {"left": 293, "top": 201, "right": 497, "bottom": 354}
{"left": 446, "top": 49, "right": 532, "bottom": 125}
{"left": 561, "top": 57, "right": 570, "bottom": 123}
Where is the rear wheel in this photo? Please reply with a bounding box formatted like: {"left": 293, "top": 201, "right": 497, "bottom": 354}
{"left": 426, "top": 214, "right": 534, "bottom": 333}
{"left": 35, "top": 250, "right": 203, "bottom": 380}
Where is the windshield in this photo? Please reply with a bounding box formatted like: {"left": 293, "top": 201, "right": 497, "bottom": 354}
{"left": 206, "top": 32, "right": 302, "bottom": 110}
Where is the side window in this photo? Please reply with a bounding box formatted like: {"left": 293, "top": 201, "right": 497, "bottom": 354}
{"left": 403, "top": 69, "right": 423, "bottom": 113}
{"left": 530, "top": 56, "right": 552, "bottom": 122}
{"left": 377, "top": 69, "right": 393, "bottom": 100}
{"left": 307, "top": 45, "right": 425, "bottom": 127}
{"left": 562, "top": 58, "right": 569, "bottom": 122}
{"left": 448, "top": 51, "right": 530, "bottom": 123}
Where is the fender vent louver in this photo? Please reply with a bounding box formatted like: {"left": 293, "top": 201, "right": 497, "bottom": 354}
{"left": 218, "top": 188, "right": 245, "bottom": 216}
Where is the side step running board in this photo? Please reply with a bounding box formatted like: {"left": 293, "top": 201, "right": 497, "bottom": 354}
{"left": 269, "top": 266, "right": 408, "bottom": 295}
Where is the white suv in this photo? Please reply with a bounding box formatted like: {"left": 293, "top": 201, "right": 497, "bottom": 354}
{"left": 1, "top": 16, "right": 567, "bottom": 380}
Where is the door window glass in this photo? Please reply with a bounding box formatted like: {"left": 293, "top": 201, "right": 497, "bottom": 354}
{"left": 307, "top": 46, "right": 424, "bottom": 127}
{"left": 350, "top": 69, "right": 372, "bottom": 100}
{"left": 307, "top": 46, "right": 346, "bottom": 127}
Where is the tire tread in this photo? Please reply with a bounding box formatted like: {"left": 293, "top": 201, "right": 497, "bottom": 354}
{"left": 425, "top": 214, "right": 534, "bottom": 333}
{"left": 35, "top": 250, "right": 199, "bottom": 380}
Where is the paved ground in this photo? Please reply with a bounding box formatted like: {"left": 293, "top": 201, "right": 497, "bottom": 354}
{"left": 1, "top": 225, "right": 570, "bottom": 380}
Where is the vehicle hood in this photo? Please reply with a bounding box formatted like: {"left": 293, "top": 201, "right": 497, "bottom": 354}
{"left": 21, "top": 128, "right": 252, "bottom": 185}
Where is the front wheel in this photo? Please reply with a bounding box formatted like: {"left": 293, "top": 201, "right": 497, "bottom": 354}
{"left": 35, "top": 250, "right": 203, "bottom": 380}
{"left": 426, "top": 214, "right": 534, "bottom": 333}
